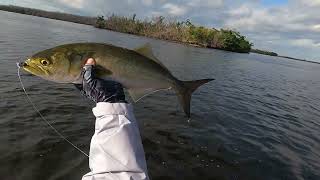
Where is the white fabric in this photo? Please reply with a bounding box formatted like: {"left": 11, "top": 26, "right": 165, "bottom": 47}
{"left": 82, "top": 102, "right": 149, "bottom": 180}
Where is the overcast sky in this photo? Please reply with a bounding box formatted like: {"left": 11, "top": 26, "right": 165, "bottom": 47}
{"left": 2, "top": 0, "right": 320, "bottom": 61}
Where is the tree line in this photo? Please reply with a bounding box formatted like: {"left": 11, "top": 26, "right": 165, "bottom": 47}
{"left": 96, "top": 15, "right": 253, "bottom": 53}
{"left": 0, "top": 5, "right": 279, "bottom": 54}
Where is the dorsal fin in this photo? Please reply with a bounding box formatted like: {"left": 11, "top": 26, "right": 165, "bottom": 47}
{"left": 134, "top": 43, "right": 167, "bottom": 69}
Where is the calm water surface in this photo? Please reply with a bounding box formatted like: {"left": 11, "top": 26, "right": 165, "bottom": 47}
{"left": 0, "top": 11, "right": 320, "bottom": 180}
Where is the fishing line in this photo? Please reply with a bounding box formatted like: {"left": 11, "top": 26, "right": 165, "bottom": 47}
{"left": 17, "top": 64, "right": 90, "bottom": 157}
{"left": 17, "top": 63, "right": 127, "bottom": 180}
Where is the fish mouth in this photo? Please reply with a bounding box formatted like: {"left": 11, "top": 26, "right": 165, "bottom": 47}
{"left": 19, "top": 61, "right": 46, "bottom": 76}
{"left": 17, "top": 62, "right": 26, "bottom": 68}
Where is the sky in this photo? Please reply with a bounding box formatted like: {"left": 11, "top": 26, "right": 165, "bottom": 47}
{"left": 1, "top": 0, "right": 319, "bottom": 61}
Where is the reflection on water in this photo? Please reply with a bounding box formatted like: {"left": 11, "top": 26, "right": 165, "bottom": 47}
{"left": 0, "top": 11, "right": 320, "bottom": 180}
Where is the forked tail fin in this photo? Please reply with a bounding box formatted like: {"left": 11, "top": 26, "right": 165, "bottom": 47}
{"left": 176, "top": 78, "right": 214, "bottom": 117}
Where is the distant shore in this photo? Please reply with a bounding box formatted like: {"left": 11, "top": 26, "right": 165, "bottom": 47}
{"left": 0, "top": 5, "right": 252, "bottom": 53}
{"left": 0, "top": 4, "right": 318, "bottom": 63}
{"left": 277, "top": 56, "right": 320, "bottom": 64}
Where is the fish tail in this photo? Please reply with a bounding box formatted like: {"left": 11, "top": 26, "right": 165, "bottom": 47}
{"left": 176, "top": 78, "right": 214, "bottom": 117}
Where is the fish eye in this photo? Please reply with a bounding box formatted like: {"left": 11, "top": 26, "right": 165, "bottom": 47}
{"left": 40, "top": 59, "right": 49, "bottom": 66}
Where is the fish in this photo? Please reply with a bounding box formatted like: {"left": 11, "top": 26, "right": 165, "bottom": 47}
{"left": 20, "top": 43, "right": 214, "bottom": 117}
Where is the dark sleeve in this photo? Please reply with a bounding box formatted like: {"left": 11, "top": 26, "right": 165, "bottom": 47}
{"left": 83, "top": 65, "right": 95, "bottom": 83}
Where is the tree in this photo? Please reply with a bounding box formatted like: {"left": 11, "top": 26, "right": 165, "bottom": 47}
{"left": 96, "top": 16, "right": 105, "bottom": 28}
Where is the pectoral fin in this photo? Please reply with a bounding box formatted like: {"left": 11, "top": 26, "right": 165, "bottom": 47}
{"left": 68, "top": 51, "right": 95, "bottom": 64}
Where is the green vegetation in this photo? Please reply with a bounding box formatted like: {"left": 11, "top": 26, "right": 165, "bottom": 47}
{"left": 0, "top": 5, "right": 252, "bottom": 53}
{"left": 1, "top": 5, "right": 254, "bottom": 53}
{"left": 1, "top": 5, "right": 316, "bottom": 62}
{"left": 95, "top": 15, "right": 253, "bottom": 53}
{"left": 251, "top": 49, "right": 278, "bottom": 56}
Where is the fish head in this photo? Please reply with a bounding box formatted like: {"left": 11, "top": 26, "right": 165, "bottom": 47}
{"left": 21, "top": 48, "right": 81, "bottom": 83}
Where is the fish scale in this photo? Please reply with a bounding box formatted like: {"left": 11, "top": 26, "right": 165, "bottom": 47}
{"left": 20, "top": 42, "right": 214, "bottom": 117}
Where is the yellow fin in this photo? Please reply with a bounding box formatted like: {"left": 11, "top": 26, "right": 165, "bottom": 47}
{"left": 134, "top": 43, "right": 167, "bottom": 69}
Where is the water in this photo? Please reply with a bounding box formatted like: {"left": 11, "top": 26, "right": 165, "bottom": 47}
{"left": 1, "top": 11, "right": 320, "bottom": 180}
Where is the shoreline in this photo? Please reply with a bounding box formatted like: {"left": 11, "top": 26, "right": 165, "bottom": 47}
{"left": 0, "top": 5, "right": 318, "bottom": 64}
{"left": 0, "top": 5, "right": 251, "bottom": 54}
{"left": 277, "top": 56, "right": 320, "bottom": 65}
{"left": 250, "top": 51, "right": 320, "bottom": 65}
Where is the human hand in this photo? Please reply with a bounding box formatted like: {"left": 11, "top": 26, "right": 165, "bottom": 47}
{"left": 75, "top": 58, "right": 126, "bottom": 103}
